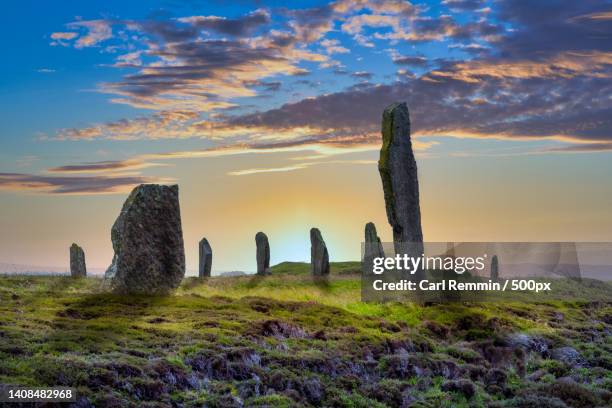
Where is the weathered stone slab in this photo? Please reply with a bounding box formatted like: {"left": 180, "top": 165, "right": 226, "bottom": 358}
{"left": 105, "top": 184, "right": 185, "bottom": 294}
{"left": 378, "top": 102, "right": 423, "bottom": 261}
{"left": 310, "top": 228, "right": 329, "bottom": 276}
{"left": 70, "top": 243, "right": 86, "bottom": 278}
{"left": 363, "top": 222, "right": 384, "bottom": 275}
{"left": 491, "top": 255, "right": 499, "bottom": 280}
{"left": 255, "top": 232, "right": 270, "bottom": 275}
{"left": 199, "top": 238, "right": 212, "bottom": 278}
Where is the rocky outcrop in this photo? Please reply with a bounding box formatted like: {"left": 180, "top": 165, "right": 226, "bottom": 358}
{"left": 199, "top": 238, "right": 212, "bottom": 278}
{"left": 363, "top": 222, "right": 384, "bottom": 275}
{"left": 70, "top": 243, "right": 86, "bottom": 278}
{"left": 310, "top": 228, "right": 329, "bottom": 276}
{"left": 105, "top": 184, "right": 185, "bottom": 294}
{"left": 378, "top": 102, "right": 423, "bottom": 263}
{"left": 550, "top": 347, "right": 584, "bottom": 368}
{"left": 255, "top": 232, "right": 270, "bottom": 275}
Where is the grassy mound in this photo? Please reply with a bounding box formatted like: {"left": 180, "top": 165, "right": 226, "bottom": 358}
{"left": 0, "top": 265, "right": 610, "bottom": 407}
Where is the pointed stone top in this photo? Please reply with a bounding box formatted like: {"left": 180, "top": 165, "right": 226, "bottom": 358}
{"left": 255, "top": 231, "right": 270, "bottom": 275}
{"left": 365, "top": 222, "right": 378, "bottom": 236}
{"left": 310, "top": 227, "right": 329, "bottom": 276}
{"left": 383, "top": 101, "right": 408, "bottom": 116}
{"left": 310, "top": 227, "right": 323, "bottom": 241}
{"left": 382, "top": 102, "right": 410, "bottom": 140}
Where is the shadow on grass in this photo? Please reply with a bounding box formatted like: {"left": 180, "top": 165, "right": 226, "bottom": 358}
{"left": 180, "top": 276, "right": 208, "bottom": 290}
{"left": 45, "top": 276, "right": 103, "bottom": 293}
{"left": 45, "top": 292, "right": 163, "bottom": 356}
{"left": 245, "top": 274, "right": 266, "bottom": 289}
{"left": 312, "top": 275, "right": 333, "bottom": 293}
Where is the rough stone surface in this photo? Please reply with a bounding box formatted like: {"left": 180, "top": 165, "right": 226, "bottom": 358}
{"left": 505, "top": 333, "right": 549, "bottom": 354}
{"left": 105, "top": 184, "right": 185, "bottom": 294}
{"left": 491, "top": 255, "right": 499, "bottom": 280}
{"left": 70, "top": 243, "right": 87, "bottom": 278}
{"left": 199, "top": 238, "right": 212, "bottom": 278}
{"left": 310, "top": 228, "right": 329, "bottom": 276}
{"left": 363, "top": 222, "right": 384, "bottom": 275}
{"left": 255, "top": 232, "right": 270, "bottom": 275}
{"left": 378, "top": 102, "right": 423, "bottom": 260}
{"left": 551, "top": 347, "right": 584, "bottom": 367}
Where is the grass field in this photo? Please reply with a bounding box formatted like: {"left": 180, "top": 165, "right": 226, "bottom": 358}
{"left": 0, "top": 263, "right": 610, "bottom": 407}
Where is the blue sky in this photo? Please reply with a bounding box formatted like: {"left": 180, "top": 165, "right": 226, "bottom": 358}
{"left": 0, "top": 0, "right": 611, "bottom": 273}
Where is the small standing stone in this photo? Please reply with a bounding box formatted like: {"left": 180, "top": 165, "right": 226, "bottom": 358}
{"left": 378, "top": 102, "right": 423, "bottom": 260}
{"left": 105, "top": 184, "right": 185, "bottom": 295}
{"left": 491, "top": 255, "right": 499, "bottom": 280}
{"left": 199, "top": 238, "right": 212, "bottom": 278}
{"left": 70, "top": 243, "right": 86, "bottom": 278}
{"left": 255, "top": 232, "right": 270, "bottom": 275}
{"left": 445, "top": 242, "right": 455, "bottom": 258}
{"left": 310, "top": 228, "right": 329, "bottom": 276}
{"left": 363, "top": 222, "right": 384, "bottom": 275}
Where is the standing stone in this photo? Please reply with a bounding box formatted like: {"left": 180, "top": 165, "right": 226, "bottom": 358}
{"left": 310, "top": 228, "right": 330, "bottom": 276}
{"left": 378, "top": 102, "right": 424, "bottom": 261}
{"left": 363, "top": 222, "right": 385, "bottom": 275}
{"left": 199, "top": 238, "right": 212, "bottom": 278}
{"left": 70, "top": 243, "right": 86, "bottom": 278}
{"left": 255, "top": 232, "right": 270, "bottom": 275}
{"left": 445, "top": 242, "right": 455, "bottom": 258}
{"left": 105, "top": 184, "right": 185, "bottom": 295}
{"left": 491, "top": 255, "right": 499, "bottom": 280}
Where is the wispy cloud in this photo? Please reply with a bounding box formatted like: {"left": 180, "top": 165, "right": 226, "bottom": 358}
{"left": 43, "top": 0, "right": 612, "bottom": 153}
{"left": 0, "top": 173, "right": 168, "bottom": 195}
{"left": 227, "top": 159, "right": 376, "bottom": 176}
{"left": 47, "top": 159, "right": 164, "bottom": 174}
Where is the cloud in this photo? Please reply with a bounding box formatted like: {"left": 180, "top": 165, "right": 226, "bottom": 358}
{"left": 228, "top": 163, "right": 311, "bottom": 176}
{"left": 36, "top": 68, "right": 56, "bottom": 73}
{"left": 66, "top": 20, "right": 113, "bottom": 48}
{"left": 54, "top": 110, "right": 202, "bottom": 141}
{"left": 442, "top": 0, "right": 486, "bottom": 11}
{"left": 45, "top": 0, "right": 611, "bottom": 152}
{"left": 50, "top": 31, "right": 77, "bottom": 40}
{"left": 392, "top": 54, "right": 428, "bottom": 67}
{"left": 217, "top": 1, "right": 611, "bottom": 147}
{"left": 320, "top": 39, "right": 350, "bottom": 54}
{"left": 227, "top": 159, "right": 376, "bottom": 176}
{"left": 47, "top": 159, "right": 162, "bottom": 174}
{"left": 225, "top": 64, "right": 611, "bottom": 145}
{"left": 545, "top": 143, "right": 612, "bottom": 153}
{"left": 177, "top": 8, "right": 270, "bottom": 36}
{"left": 0, "top": 173, "right": 167, "bottom": 195}
{"left": 49, "top": 12, "right": 329, "bottom": 111}
{"left": 100, "top": 33, "right": 326, "bottom": 110}
{"left": 351, "top": 71, "right": 373, "bottom": 79}
{"left": 50, "top": 31, "right": 77, "bottom": 46}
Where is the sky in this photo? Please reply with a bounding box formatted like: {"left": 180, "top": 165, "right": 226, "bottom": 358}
{"left": 0, "top": 0, "right": 611, "bottom": 274}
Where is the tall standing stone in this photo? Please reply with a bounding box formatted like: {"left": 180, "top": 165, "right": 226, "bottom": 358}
{"left": 255, "top": 232, "right": 270, "bottom": 275}
{"left": 105, "top": 184, "right": 185, "bottom": 295}
{"left": 310, "top": 228, "right": 330, "bottom": 276}
{"left": 70, "top": 243, "right": 86, "bottom": 278}
{"left": 199, "top": 238, "right": 212, "bottom": 278}
{"left": 363, "top": 222, "right": 385, "bottom": 275}
{"left": 378, "top": 102, "right": 424, "bottom": 266}
{"left": 491, "top": 255, "right": 499, "bottom": 280}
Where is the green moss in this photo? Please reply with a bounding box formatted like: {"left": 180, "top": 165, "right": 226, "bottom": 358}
{"left": 245, "top": 394, "right": 295, "bottom": 407}
{"left": 0, "top": 271, "right": 610, "bottom": 406}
